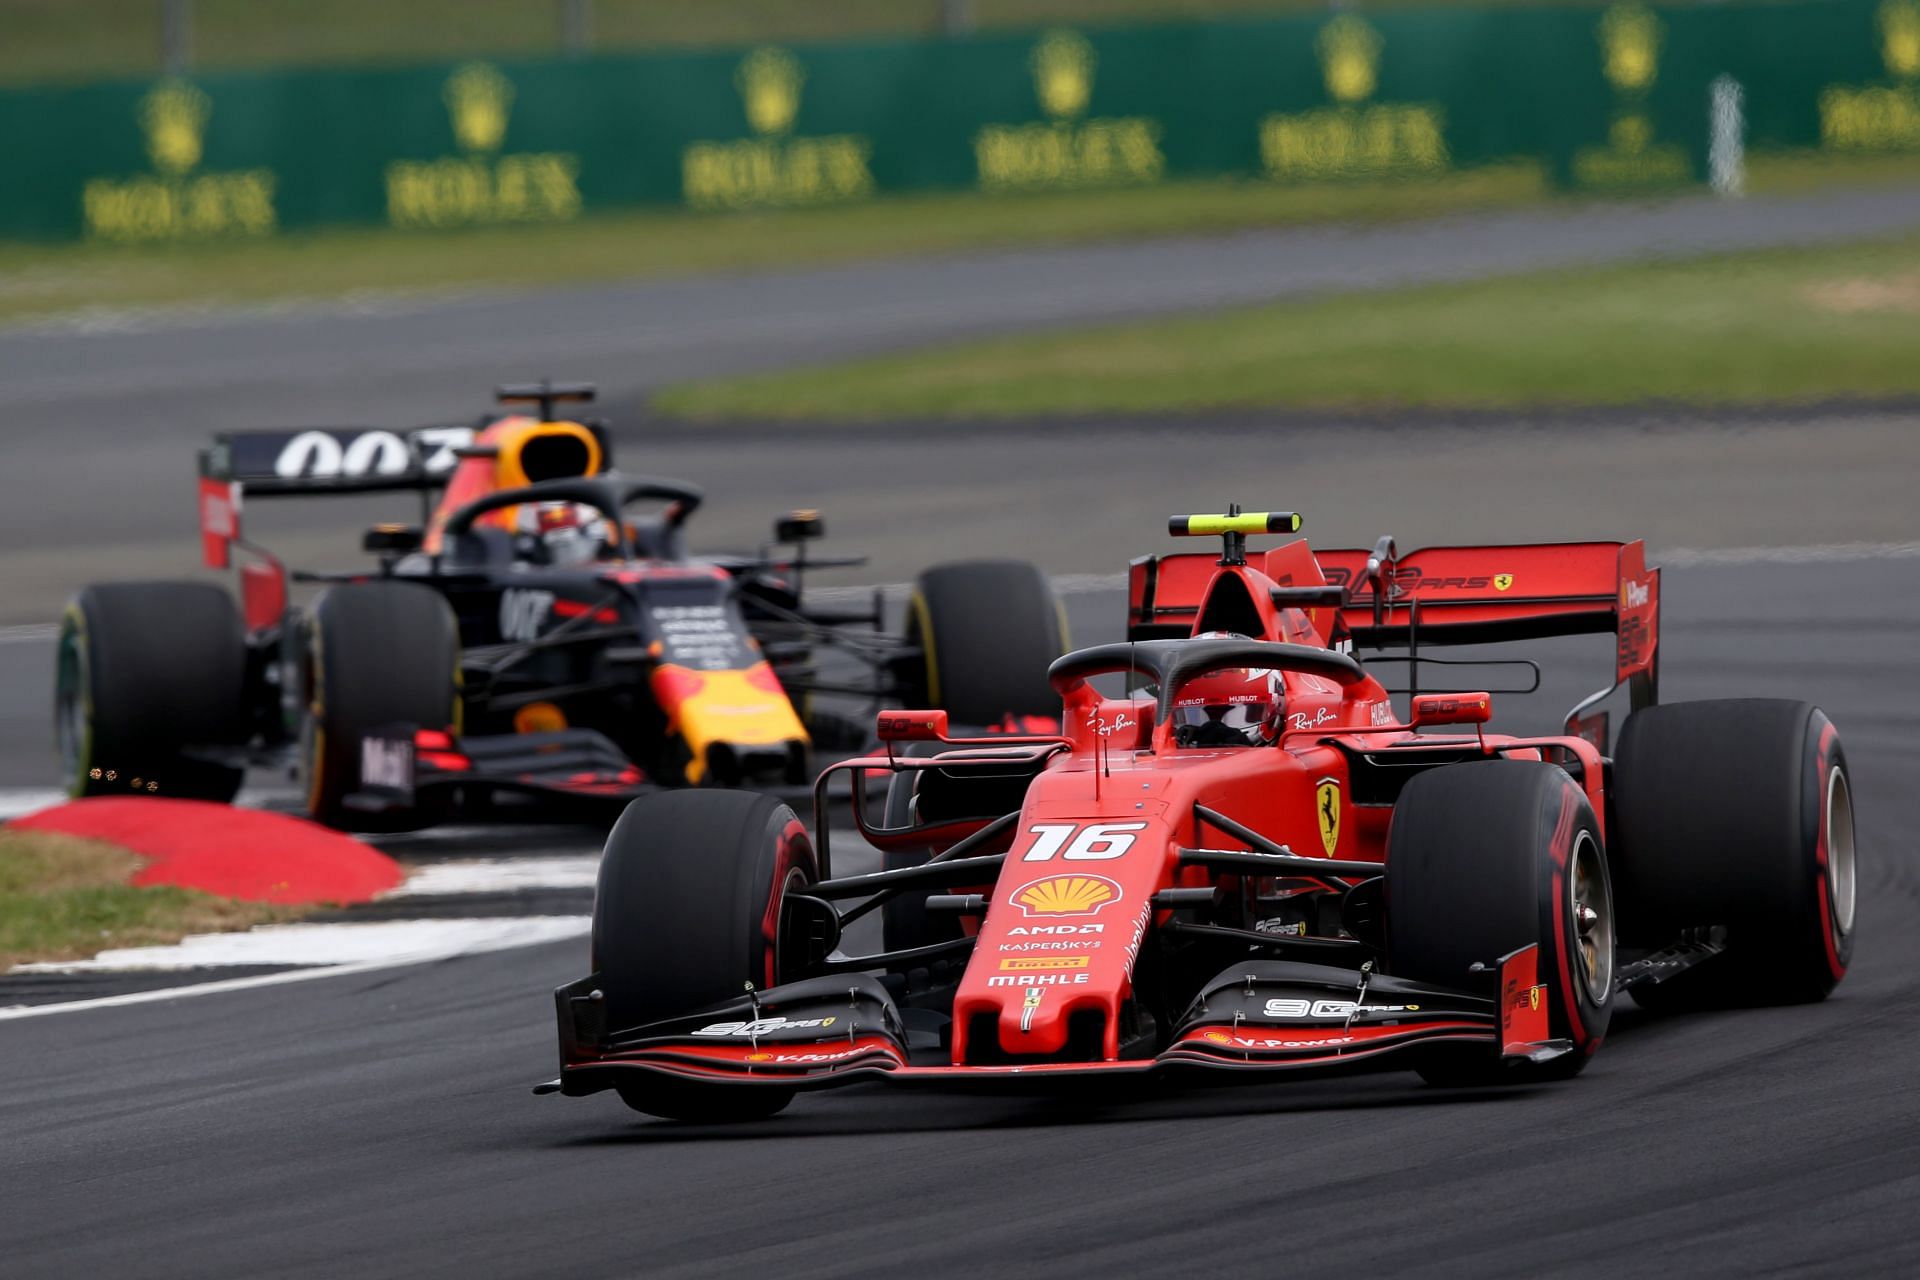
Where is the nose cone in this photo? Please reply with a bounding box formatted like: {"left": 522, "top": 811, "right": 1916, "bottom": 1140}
{"left": 953, "top": 868, "right": 1152, "bottom": 1062}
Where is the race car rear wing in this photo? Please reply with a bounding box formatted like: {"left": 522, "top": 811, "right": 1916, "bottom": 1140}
{"left": 198, "top": 425, "right": 480, "bottom": 497}
{"left": 196, "top": 425, "right": 482, "bottom": 578}
{"left": 1128, "top": 538, "right": 1660, "bottom": 745}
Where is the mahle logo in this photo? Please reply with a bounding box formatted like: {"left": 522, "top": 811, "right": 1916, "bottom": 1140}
{"left": 1318, "top": 15, "right": 1382, "bottom": 106}
{"left": 1599, "top": 4, "right": 1662, "bottom": 94}
{"left": 1882, "top": 0, "right": 1920, "bottom": 80}
{"left": 141, "top": 80, "right": 210, "bottom": 174}
{"left": 83, "top": 79, "right": 276, "bottom": 242}
{"left": 738, "top": 45, "right": 804, "bottom": 135}
{"left": 444, "top": 62, "right": 514, "bottom": 152}
{"left": 682, "top": 46, "right": 873, "bottom": 210}
{"left": 1033, "top": 29, "right": 1095, "bottom": 119}
{"left": 386, "top": 62, "right": 581, "bottom": 230}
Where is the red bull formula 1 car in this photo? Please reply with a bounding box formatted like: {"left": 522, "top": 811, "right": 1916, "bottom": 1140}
{"left": 543, "top": 509, "right": 1856, "bottom": 1119}
{"left": 54, "top": 383, "right": 1064, "bottom": 829}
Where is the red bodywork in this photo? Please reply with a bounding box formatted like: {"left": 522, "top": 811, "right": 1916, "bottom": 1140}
{"left": 557, "top": 537, "right": 1658, "bottom": 1089}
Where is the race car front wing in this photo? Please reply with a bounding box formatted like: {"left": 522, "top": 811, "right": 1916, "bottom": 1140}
{"left": 537, "top": 947, "right": 1565, "bottom": 1096}
{"left": 347, "top": 724, "right": 650, "bottom": 817}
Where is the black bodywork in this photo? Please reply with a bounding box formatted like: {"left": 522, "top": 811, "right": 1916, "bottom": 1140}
{"left": 197, "top": 388, "right": 929, "bottom": 820}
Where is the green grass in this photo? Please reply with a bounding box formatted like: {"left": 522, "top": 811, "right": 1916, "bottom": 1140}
{"left": 0, "top": 165, "right": 1549, "bottom": 326}
{"left": 4, "top": 0, "right": 1618, "bottom": 87}
{"left": 0, "top": 829, "right": 295, "bottom": 969}
{"left": 2, "top": 150, "right": 1914, "bottom": 331}
{"left": 656, "top": 229, "right": 1920, "bottom": 419}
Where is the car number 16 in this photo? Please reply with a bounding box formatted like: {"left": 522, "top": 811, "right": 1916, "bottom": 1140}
{"left": 1021, "top": 821, "right": 1149, "bottom": 862}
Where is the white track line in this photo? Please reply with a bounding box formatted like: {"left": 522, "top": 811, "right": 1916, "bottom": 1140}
{"left": 0, "top": 789, "right": 71, "bottom": 821}
{"left": 0, "top": 623, "right": 57, "bottom": 646}
{"left": 0, "top": 920, "right": 589, "bottom": 1021}
{"left": 10, "top": 915, "right": 588, "bottom": 975}
{"left": 382, "top": 856, "right": 600, "bottom": 897}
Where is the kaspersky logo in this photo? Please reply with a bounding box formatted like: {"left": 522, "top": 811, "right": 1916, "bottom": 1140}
{"left": 1012, "top": 875, "right": 1121, "bottom": 917}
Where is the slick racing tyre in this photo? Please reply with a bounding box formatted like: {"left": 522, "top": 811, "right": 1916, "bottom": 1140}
{"left": 303, "top": 582, "right": 459, "bottom": 831}
{"left": 56, "top": 582, "right": 247, "bottom": 803}
{"left": 1387, "top": 761, "right": 1614, "bottom": 1086}
{"left": 1611, "top": 700, "right": 1854, "bottom": 1010}
{"left": 906, "top": 560, "right": 1065, "bottom": 728}
{"left": 594, "top": 790, "right": 816, "bottom": 1122}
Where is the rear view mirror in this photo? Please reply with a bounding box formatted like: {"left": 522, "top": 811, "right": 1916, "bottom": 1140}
{"left": 1411, "top": 692, "right": 1492, "bottom": 728}
{"left": 877, "top": 709, "right": 949, "bottom": 743}
{"left": 363, "top": 523, "right": 424, "bottom": 556}
{"left": 776, "top": 509, "right": 825, "bottom": 543}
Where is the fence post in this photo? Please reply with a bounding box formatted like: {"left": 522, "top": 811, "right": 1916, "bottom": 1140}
{"left": 161, "top": 0, "right": 193, "bottom": 73}
{"left": 561, "top": 0, "right": 593, "bottom": 55}
{"left": 1709, "top": 75, "right": 1746, "bottom": 197}
{"left": 940, "top": 0, "right": 973, "bottom": 36}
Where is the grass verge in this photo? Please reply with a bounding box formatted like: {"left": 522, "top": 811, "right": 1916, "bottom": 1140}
{"left": 656, "top": 228, "right": 1920, "bottom": 419}
{"left": 2, "top": 150, "right": 1914, "bottom": 331}
{"left": 0, "top": 828, "right": 297, "bottom": 970}
{"left": 0, "top": 165, "right": 1547, "bottom": 327}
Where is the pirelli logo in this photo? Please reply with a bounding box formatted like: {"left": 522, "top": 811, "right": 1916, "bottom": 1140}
{"left": 999, "top": 956, "right": 1091, "bottom": 972}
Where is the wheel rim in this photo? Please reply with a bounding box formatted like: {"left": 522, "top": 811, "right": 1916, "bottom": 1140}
{"left": 54, "top": 624, "right": 88, "bottom": 789}
{"left": 1827, "top": 767, "right": 1857, "bottom": 938}
{"left": 1570, "top": 830, "right": 1614, "bottom": 1005}
{"left": 772, "top": 863, "right": 809, "bottom": 985}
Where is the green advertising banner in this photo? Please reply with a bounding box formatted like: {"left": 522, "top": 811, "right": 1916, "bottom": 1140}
{"left": 0, "top": 0, "right": 1905, "bottom": 245}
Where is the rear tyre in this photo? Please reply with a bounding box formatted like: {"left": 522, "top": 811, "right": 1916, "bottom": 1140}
{"left": 1387, "top": 761, "right": 1614, "bottom": 1087}
{"left": 1612, "top": 699, "right": 1854, "bottom": 1010}
{"left": 594, "top": 790, "right": 816, "bottom": 1122}
{"left": 56, "top": 582, "right": 247, "bottom": 802}
{"left": 304, "top": 582, "right": 459, "bottom": 831}
{"left": 906, "top": 560, "right": 1065, "bottom": 727}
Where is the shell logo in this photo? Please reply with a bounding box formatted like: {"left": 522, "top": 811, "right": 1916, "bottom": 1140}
{"left": 1012, "top": 875, "right": 1122, "bottom": 917}
{"left": 1202, "top": 1031, "right": 1232, "bottom": 1045}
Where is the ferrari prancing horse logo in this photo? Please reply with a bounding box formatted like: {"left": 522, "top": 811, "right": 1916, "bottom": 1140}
{"left": 1316, "top": 777, "right": 1341, "bottom": 855}
{"left": 1493, "top": 573, "right": 1515, "bottom": 592}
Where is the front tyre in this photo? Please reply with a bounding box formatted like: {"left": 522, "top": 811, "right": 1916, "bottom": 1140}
{"left": 593, "top": 790, "right": 816, "bottom": 1122}
{"left": 303, "top": 582, "right": 459, "bottom": 831}
{"left": 56, "top": 583, "right": 247, "bottom": 802}
{"left": 1386, "top": 761, "right": 1614, "bottom": 1086}
{"left": 906, "top": 560, "right": 1065, "bottom": 727}
{"left": 1612, "top": 699, "right": 1854, "bottom": 1009}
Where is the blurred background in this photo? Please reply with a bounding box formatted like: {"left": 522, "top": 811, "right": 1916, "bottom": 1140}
{"left": 1, "top": 0, "right": 1917, "bottom": 779}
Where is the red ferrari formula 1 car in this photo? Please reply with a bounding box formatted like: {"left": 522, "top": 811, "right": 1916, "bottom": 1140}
{"left": 542, "top": 510, "right": 1856, "bottom": 1120}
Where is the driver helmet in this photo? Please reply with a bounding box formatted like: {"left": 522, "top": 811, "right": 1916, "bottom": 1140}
{"left": 516, "top": 501, "right": 608, "bottom": 567}
{"left": 1171, "top": 632, "right": 1284, "bottom": 747}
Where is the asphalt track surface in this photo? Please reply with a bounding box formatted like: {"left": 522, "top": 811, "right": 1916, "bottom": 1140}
{"left": 1, "top": 180, "right": 1918, "bottom": 625}
{"left": 6, "top": 562, "right": 1920, "bottom": 1279}
{"left": 4, "top": 187, "right": 1920, "bottom": 1276}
